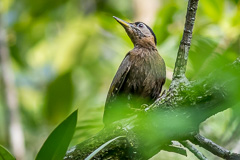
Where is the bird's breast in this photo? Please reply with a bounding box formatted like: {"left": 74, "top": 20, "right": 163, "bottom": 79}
{"left": 122, "top": 49, "right": 165, "bottom": 100}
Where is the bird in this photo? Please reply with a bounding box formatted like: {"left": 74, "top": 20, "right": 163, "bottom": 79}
{"left": 103, "top": 16, "right": 166, "bottom": 125}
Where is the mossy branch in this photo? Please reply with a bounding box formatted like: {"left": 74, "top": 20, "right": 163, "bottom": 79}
{"left": 64, "top": 58, "right": 240, "bottom": 159}
{"left": 64, "top": 0, "right": 240, "bottom": 159}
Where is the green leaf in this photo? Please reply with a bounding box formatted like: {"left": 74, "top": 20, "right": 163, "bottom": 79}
{"left": 36, "top": 110, "right": 78, "bottom": 160}
{"left": 0, "top": 145, "right": 15, "bottom": 160}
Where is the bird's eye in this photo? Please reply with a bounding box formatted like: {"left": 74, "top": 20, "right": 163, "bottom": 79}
{"left": 137, "top": 23, "right": 144, "bottom": 28}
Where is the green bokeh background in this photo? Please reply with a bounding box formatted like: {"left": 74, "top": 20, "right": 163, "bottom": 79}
{"left": 0, "top": 0, "right": 239, "bottom": 159}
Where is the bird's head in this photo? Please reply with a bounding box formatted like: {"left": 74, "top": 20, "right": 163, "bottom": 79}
{"left": 113, "top": 16, "right": 157, "bottom": 48}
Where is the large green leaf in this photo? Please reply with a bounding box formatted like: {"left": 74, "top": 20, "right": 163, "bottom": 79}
{"left": 0, "top": 145, "right": 15, "bottom": 160}
{"left": 36, "top": 110, "right": 78, "bottom": 160}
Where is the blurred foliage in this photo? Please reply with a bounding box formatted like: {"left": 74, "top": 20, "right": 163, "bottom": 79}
{"left": 0, "top": 0, "right": 239, "bottom": 159}
{"left": 44, "top": 71, "right": 74, "bottom": 123}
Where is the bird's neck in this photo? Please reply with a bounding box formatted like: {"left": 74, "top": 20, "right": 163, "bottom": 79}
{"left": 132, "top": 45, "right": 158, "bottom": 57}
{"left": 134, "top": 43, "right": 157, "bottom": 52}
{"left": 132, "top": 36, "right": 156, "bottom": 50}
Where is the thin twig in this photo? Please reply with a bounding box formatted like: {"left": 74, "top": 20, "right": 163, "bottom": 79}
{"left": 172, "top": 0, "right": 199, "bottom": 80}
{"left": 181, "top": 140, "right": 208, "bottom": 160}
{"left": 163, "top": 145, "right": 187, "bottom": 157}
{"left": 191, "top": 134, "right": 240, "bottom": 160}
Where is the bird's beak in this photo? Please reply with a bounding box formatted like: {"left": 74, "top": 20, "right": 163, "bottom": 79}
{"left": 113, "top": 16, "right": 131, "bottom": 29}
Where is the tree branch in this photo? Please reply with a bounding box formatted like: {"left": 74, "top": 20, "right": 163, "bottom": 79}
{"left": 181, "top": 140, "right": 208, "bottom": 160}
{"left": 172, "top": 0, "right": 199, "bottom": 80}
{"left": 64, "top": 0, "right": 240, "bottom": 159}
{"left": 163, "top": 141, "right": 187, "bottom": 157}
{"left": 191, "top": 134, "right": 240, "bottom": 160}
{"left": 65, "top": 57, "right": 240, "bottom": 159}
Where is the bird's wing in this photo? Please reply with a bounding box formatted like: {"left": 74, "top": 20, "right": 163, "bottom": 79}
{"left": 105, "top": 53, "right": 131, "bottom": 106}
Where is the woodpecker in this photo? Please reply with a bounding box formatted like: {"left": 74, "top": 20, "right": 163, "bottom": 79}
{"left": 103, "top": 16, "right": 166, "bottom": 125}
